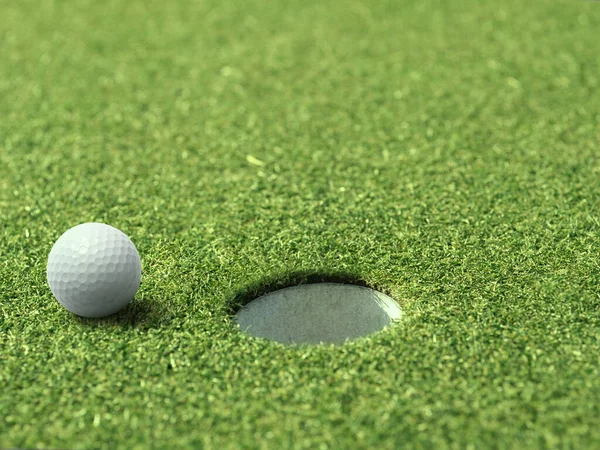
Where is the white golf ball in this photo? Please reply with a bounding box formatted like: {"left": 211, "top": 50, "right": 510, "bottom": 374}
{"left": 46, "top": 223, "right": 142, "bottom": 318}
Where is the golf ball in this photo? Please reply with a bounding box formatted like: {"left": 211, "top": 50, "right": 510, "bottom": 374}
{"left": 46, "top": 222, "right": 141, "bottom": 318}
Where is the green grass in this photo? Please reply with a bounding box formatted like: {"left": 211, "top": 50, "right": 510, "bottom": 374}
{"left": 1, "top": 0, "right": 600, "bottom": 448}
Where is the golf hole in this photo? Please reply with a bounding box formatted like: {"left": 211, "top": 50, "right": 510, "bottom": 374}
{"left": 234, "top": 283, "right": 402, "bottom": 346}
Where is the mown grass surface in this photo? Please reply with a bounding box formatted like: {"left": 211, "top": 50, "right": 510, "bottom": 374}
{"left": 1, "top": 0, "right": 600, "bottom": 448}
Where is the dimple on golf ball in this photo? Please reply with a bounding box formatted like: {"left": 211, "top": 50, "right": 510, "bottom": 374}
{"left": 46, "top": 222, "right": 142, "bottom": 318}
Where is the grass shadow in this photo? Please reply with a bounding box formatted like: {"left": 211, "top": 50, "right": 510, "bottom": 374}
{"left": 226, "top": 268, "right": 371, "bottom": 315}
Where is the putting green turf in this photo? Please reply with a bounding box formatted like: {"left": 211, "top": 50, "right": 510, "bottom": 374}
{"left": 1, "top": 0, "right": 600, "bottom": 448}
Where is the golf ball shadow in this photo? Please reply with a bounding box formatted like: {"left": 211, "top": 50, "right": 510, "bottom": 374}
{"left": 70, "top": 296, "right": 172, "bottom": 329}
